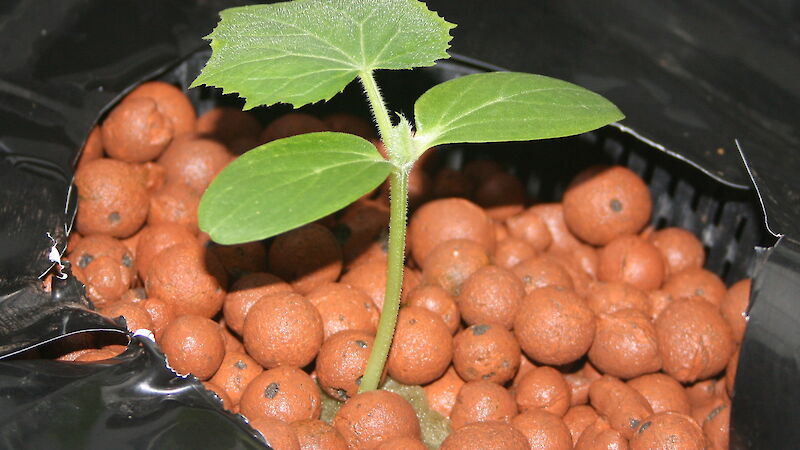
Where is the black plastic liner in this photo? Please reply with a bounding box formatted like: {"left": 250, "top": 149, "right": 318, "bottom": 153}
{"left": 1, "top": 1, "right": 799, "bottom": 449}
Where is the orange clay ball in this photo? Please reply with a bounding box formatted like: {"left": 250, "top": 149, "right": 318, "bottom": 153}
{"left": 74, "top": 158, "right": 149, "bottom": 238}
{"left": 457, "top": 265, "right": 525, "bottom": 330}
{"left": 375, "top": 436, "right": 427, "bottom": 450}
{"left": 135, "top": 223, "right": 197, "bottom": 280}
{"left": 510, "top": 409, "right": 573, "bottom": 450}
{"left": 196, "top": 106, "right": 262, "bottom": 147}
{"left": 403, "top": 284, "right": 460, "bottom": 335}
{"left": 243, "top": 291, "right": 323, "bottom": 369}
{"left": 423, "top": 366, "right": 465, "bottom": 419}
{"left": 69, "top": 235, "right": 135, "bottom": 303}
{"left": 100, "top": 302, "right": 153, "bottom": 333}
{"left": 514, "top": 286, "right": 595, "bottom": 366}
{"left": 702, "top": 402, "right": 730, "bottom": 450}
{"left": 333, "top": 390, "right": 421, "bottom": 450}
{"left": 474, "top": 171, "right": 526, "bottom": 220}
{"left": 648, "top": 227, "right": 705, "bottom": 276}
{"left": 527, "top": 203, "right": 583, "bottom": 252}
{"left": 563, "top": 405, "right": 599, "bottom": 446}
{"left": 102, "top": 97, "right": 173, "bottom": 162}
{"left": 203, "top": 381, "right": 232, "bottom": 410}
{"left": 125, "top": 81, "right": 196, "bottom": 136}
{"left": 574, "top": 417, "right": 628, "bottom": 450}
{"left": 453, "top": 323, "right": 520, "bottom": 384}
{"left": 450, "top": 381, "right": 518, "bottom": 429}
{"left": 598, "top": 234, "right": 666, "bottom": 291}
{"left": 315, "top": 330, "right": 374, "bottom": 401}
{"left": 324, "top": 112, "right": 376, "bottom": 139}
{"left": 268, "top": 223, "right": 343, "bottom": 295}
{"left": 585, "top": 281, "right": 650, "bottom": 316}
{"left": 387, "top": 306, "right": 453, "bottom": 385}
{"left": 339, "top": 260, "right": 419, "bottom": 311}
{"left": 421, "top": 239, "right": 489, "bottom": 295}
{"left": 655, "top": 297, "right": 734, "bottom": 382}
{"left": 588, "top": 308, "right": 662, "bottom": 379}
{"left": 208, "top": 351, "right": 263, "bottom": 407}
{"left": 440, "top": 421, "right": 528, "bottom": 450}
{"left": 589, "top": 375, "right": 653, "bottom": 440}
{"left": 290, "top": 419, "right": 348, "bottom": 450}
{"left": 306, "top": 282, "right": 379, "bottom": 339}
{"left": 662, "top": 267, "right": 727, "bottom": 307}
{"left": 562, "top": 361, "right": 602, "bottom": 407}
{"left": 144, "top": 242, "right": 227, "bottom": 318}
{"left": 492, "top": 237, "right": 537, "bottom": 270}
{"left": 159, "top": 315, "right": 225, "bottom": 380}
{"left": 630, "top": 412, "right": 705, "bottom": 450}
{"left": 260, "top": 112, "right": 329, "bottom": 143}
{"left": 209, "top": 241, "right": 267, "bottom": 278}
{"left": 239, "top": 366, "right": 321, "bottom": 423}
{"left": 721, "top": 278, "right": 751, "bottom": 343}
{"left": 511, "top": 255, "right": 575, "bottom": 294}
{"left": 247, "top": 417, "right": 300, "bottom": 450}
{"left": 627, "top": 373, "right": 691, "bottom": 415}
{"left": 562, "top": 165, "right": 652, "bottom": 246}
{"left": 505, "top": 209, "right": 553, "bottom": 252}
{"left": 408, "top": 198, "right": 495, "bottom": 266}
{"left": 138, "top": 297, "right": 175, "bottom": 340}
{"left": 77, "top": 125, "right": 103, "bottom": 168}
{"left": 223, "top": 272, "right": 293, "bottom": 336}
{"left": 157, "top": 137, "right": 232, "bottom": 195}
{"left": 147, "top": 180, "right": 201, "bottom": 234}
{"left": 514, "top": 366, "right": 571, "bottom": 417}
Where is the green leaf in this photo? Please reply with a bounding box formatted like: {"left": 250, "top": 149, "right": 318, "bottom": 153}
{"left": 191, "top": 0, "right": 455, "bottom": 109}
{"left": 413, "top": 72, "right": 624, "bottom": 149}
{"left": 199, "top": 132, "right": 392, "bottom": 244}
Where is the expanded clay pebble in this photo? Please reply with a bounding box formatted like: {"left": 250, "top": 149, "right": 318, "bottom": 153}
{"left": 291, "top": 419, "right": 348, "bottom": 450}
{"left": 563, "top": 405, "right": 600, "bottom": 446}
{"left": 511, "top": 254, "right": 575, "bottom": 294}
{"left": 69, "top": 234, "right": 135, "bottom": 306}
{"left": 374, "top": 436, "right": 427, "bottom": 450}
{"left": 340, "top": 260, "right": 421, "bottom": 310}
{"left": 125, "top": 81, "right": 196, "bottom": 136}
{"left": 408, "top": 197, "right": 495, "bottom": 266}
{"left": 505, "top": 209, "right": 553, "bottom": 252}
{"left": 268, "top": 223, "right": 343, "bottom": 295}
{"left": 147, "top": 181, "right": 201, "bottom": 234}
{"left": 588, "top": 308, "right": 662, "bottom": 379}
{"left": 562, "top": 165, "right": 652, "bottom": 246}
{"left": 336, "top": 198, "right": 390, "bottom": 264}
{"left": 239, "top": 366, "right": 321, "bottom": 423}
{"left": 702, "top": 402, "right": 730, "bottom": 450}
{"left": 260, "top": 112, "right": 329, "bottom": 143}
{"left": 662, "top": 267, "right": 727, "bottom": 308}
{"left": 403, "top": 284, "right": 460, "bottom": 334}
{"left": 431, "top": 167, "right": 473, "bottom": 199}
{"left": 77, "top": 126, "right": 103, "bottom": 168}
{"left": 100, "top": 302, "right": 153, "bottom": 334}
{"left": 423, "top": 366, "right": 465, "bottom": 419}
{"left": 589, "top": 376, "right": 653, "bottom": 440}
{"left": 102, "top": 97, "right": 173, "bottom": 162}
{"left": 134, "top": 223, "right": 197, "bottom": 279}
{"left": 648, "top": 227, "right": 705, "bottom": 276}
{"left": 333, "top": 390, "right": 421, "bottom": 450}
{"left": 562, "top": 361, "right": 602, "bottom": 407}
{"left": 450, "top": 381, "right": 518, "bottom": 430}
{"left": 514, "top": 366, "right": 571, "bottom": 417}
{"left": 315, "top": 330, "right": 375, "bottom": 401}
{"left": 159, "top": 315, "right": 225, "bottom": 380}
{"left": 647, "top": 289, "right": 675, "bottom": 321}
{"left": 627, "top": 373, "right": 691, "bottom": 415}
{"left": 492, "top": 237, "right": 537, "bottom": 270}
{"left": 574, "top": 418, "right": 629, "bottom": 450}
{"left": 243, "top": 291, "right": 323, "bottom": 369}
{"left": 655, "top": 297, "right": 734, "bottom": 383}
{"left": 386, "top": 306, "right": 453, "bottom": 385}
{"left": 721, "top": 278, "right": 752, "bottom": 343}
{"left": 527, "top": 203, "right": 583, "bottom": 252}
{"left": 306, "top": 282, "right": 379, "bottom": 339}
{"left": 247, "top": 418, "right": 301, "bottom": 450}
{"left": 630, "top": 412, "right": 704, "bottom": 450}
{"left": 421, "top": 239, "right": 489, "bottom": 296}
{"left": 597, "top": 235, "right": 665, "bottom": 291}
{"left": 223, "top": 272, "right": 294, "bottom": 336}
{"left": 514, "top": 286, "right": 596, "bottom": 366}
{"left": 510, "top": 409, "right": 573, "bottom": 450}
{"left": 210, "top": 241, "right": 267, "bottom": 278}
{"left": 196, "top": 106, "right": 262, "bottom": 148}
{"left": 209, "top": 351, "right": 263, "bottom": 407}
{"left": 74, "top": 158, "right": 149, "bottom": 238}
{"left": 453, "top": 323, "right": 521, "bottom": 384}
{"left": 457, "top": 265, "right": 525, "bottom": 330}
{"left": 439, "top": 421, "right": 528, "bottom": 450}
{"left": 726, "top": 349, "right": 739, "bottom": 397}
{"left": 474, "top": 171, "right": 526, "bottom": 220}
{"left": 585, "top": 281, "right": 650, "bottom": 316}
{"left": 203, "top": 381, "right": 232, "bottom": 410}
{"left": 323, "top": 112, "right": 376, "bottom": 139}
{"left": 157, "top": 138, "right": 233, "bottom": 194}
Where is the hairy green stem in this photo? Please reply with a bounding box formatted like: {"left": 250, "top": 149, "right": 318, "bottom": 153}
{"left": 359, "top": 71, "right": 396, "bottom": 156}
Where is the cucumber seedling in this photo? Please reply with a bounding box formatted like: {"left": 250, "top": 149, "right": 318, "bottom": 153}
{"left": 192, "top": 0, "right": 623, "bottom": 392}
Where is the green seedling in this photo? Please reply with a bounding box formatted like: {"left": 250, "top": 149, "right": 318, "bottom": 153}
{"left": 192, "top": 0, "right": 623, "bottom": 393}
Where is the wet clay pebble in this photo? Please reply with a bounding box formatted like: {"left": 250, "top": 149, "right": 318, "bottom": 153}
{"left": 306, "top": 282, "right": 379, "bottom": 339}
{"left": 260, "top": 112, "right": 329, "bottom": 143}
{"left": 474, "top": 171, "right": 526, "bottom": 220}
{"left": 125, "top": 81, "right": 196, "bottom": 136}
{"left": 726, "top": 349, "right": 739, "bottom": 397}
{"left": 100, "top": 302, "right": 153, "bottom": 333}
{"left": 585, "top": 281, "right": 650, "bottom": 316}
{"left": 511, "top": 254, "right": 575, "bottom": 294}
{"left": 598, "top": 235, "right": 666, "bottom": 291}
{"left": 505, "top": 209, "right": 553, "bottom": 252}
{"left": 627, "top": 373, "right": 691, "bottom": 415}
{"left": 514, "top": 366, "right": 571, "bottom": 417}
{"left": 220, "top": 323, "right": 245, "bottom": 354}
{"left": 588, "top": 308, "right": 662, "bottom": 379}
{"left": 589, "top": 375, "right": 653, "bottom": 440}
{"left": 630, "top": 412, "right": 704, "bottom": 450}
{"left": 243, "top": 291, "right": 323, "bottom": 369}
{"left": 450, "top": 381, "right": 518, "bottom": 429}
{"left": 514, "top": 286, "right": 596, "bottom": 366}
{"left": 147, "top": 181, "right": 201, "bottom": 234}
{"left": 662, "top": 267, "right": 727, "bottom": 308}
{"left": 315, "top": 330, "right": 374, "bottom": 401}
{"left": 421, "top": 239, "right": 489, "bottom": 295}
{"left": 562, "top": 165, "right": 652, "bottom": 246}
{"left": 702, "top": 402, "right": 730, "bottom": 450}
{"left": 69, "top": 235, "right": 135, "bottom": 302}
{"left": 239, "top": 366, "right": 321, "bottom": 423}
{"left": 248, "top": 417, "right": 301, "bottom": 450}
{"left": 135, "top": 223, "right": 197, "bottom": 280}
{"left": 423, "top": 366, "right": 465, "bottom": 419}
{"left": 210, "top": 241, "right": 267, "bottom": 278}
{"left": 408, "top": 198, "right": 495, "bottom": 266}
{"left": 223, "top": 272, "right": 293, "bottom": 336}
{"left": 685, "top": 379, "right": 722, "bottom": 409}
{"left": 209, "top": 351, "right": 263, "bottom": 407}
{"left": 563, "top": 405, "right": 600, "bottom": 446}
{"left": 527, "top": 203, "right": 583, "bottom": 252}
{"left": 440, "top": 421, "right": 529, "bottom": 450}
{"left": 333, "top": 390, "right": 420, "bottom": 450}
{"left": 268, "top": 223, "right": 343, "bottom": 295}
{"left": 386, "top": 306, "right": 453, "bottom": 385}
{"left": 196, "top": 106, "right": 262, "bottom": 147}
{"left": 374, "top": 436, "right": 427, "bottom": 450}
{"left": 457, "top": 265, "right": 525, "bottom": 330}
{"left": 102, "top": 96, "right": 173, "bottom": 162}
{"left": 574, "top": 417, "right": 629, "bottom": 450}
{"left": 431, "top": 167, "right": 474, "bottom": 199}
{"left": 336, "top": 198, "right": 390, "bottom": 264}
{"left": 562, "top": 361, "right": 602, "bottom": 407}
{"left": 647, "top": 290, "right": 674, "bottom": 322}
{"left": 145, "top": 242, "right": 227, "bottom": 318}
{"left": 203, "top": 381, "right": 232, "bottom": 410}
{"left": 721, "top": 278, "right": 751, "bottom": 343}
{"left": 131, "top": 298, "right": 170, "bottom": 334}
{"left": 157, "top": 137, "right": 232, "bottom": 194}
{"left": 462, "top": 159, "right": 504, "bottom": 186}
{"left": 492, "top": 237, "right": 537, "bottom": 270}
{"left": 324, "top": 112, "right": 376, "bottom": 140}
{"left": 655, "top": 297, "right": 734, "bottom": 383}
{"left": 403, "top": 284, "right": 460, "bottom": 334}
{"left": 73, "top": 348, "right": 120, "bottom": 362}
{"left": 690, "top": 394, "right": 728, "bottom": 430}
{"left": 291, "top": 419, "right": 348, "bottom": 450}
{"left": 75, "top": 158, "right": 149, "bottom": 238}
{"left": 510, "top": 409, "right": 573, "bottom": 450}
{"left": 77, "top": 126, "right": 104, "bottom": 169}
{"left": 648, "top": 227, "right": 705, "bottom": 276}
{"left": 159, "top": 315, "right": 225, "bottom": 380}
{"left": 453, "top": 323, "right": 521, "bottom": 384}
{"left": 72, "top": 257, "right": 130, "bottom": 308}
{"left": 339, "top": 260, "right": 419, "bottom": 311}
{"left": 548, "top": 250, "right": 595, "bottom": 297}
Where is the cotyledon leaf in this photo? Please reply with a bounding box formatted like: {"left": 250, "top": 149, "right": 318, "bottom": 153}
{"left": 413, "top": 72, "right": 624, "bottom": 149}
{"left": 191, "top": 0, "right": 455, "bottom": 109}
{"left": 199, "top": 132, "right": 392, "bottom": 244}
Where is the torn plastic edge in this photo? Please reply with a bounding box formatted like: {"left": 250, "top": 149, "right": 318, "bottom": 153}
{"left": 735, "top": 139, "right": 781, "bottom": 240}
{"left": 1, "top": 326, "right": 129, "bottom": 360}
